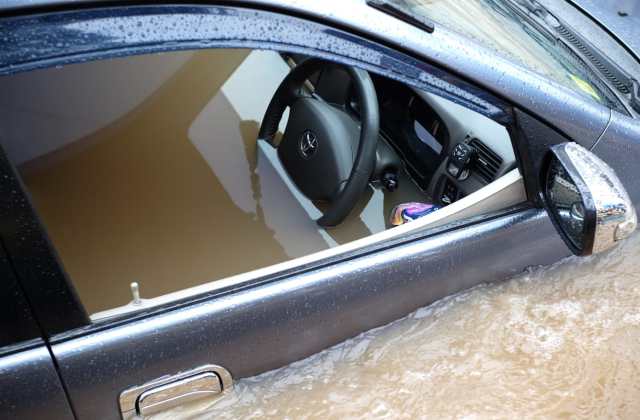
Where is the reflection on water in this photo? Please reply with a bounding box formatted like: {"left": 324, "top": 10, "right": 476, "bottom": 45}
{"left": 153, "top": 233, "right": 640, "bottom": 419}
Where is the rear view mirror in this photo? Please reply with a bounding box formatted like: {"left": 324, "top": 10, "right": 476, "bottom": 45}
{"left": 544, "top": 142, "right": 636, "bottom": 256}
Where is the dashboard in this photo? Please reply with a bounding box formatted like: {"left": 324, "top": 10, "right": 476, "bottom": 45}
{"left": 410, "top": 84, "right": 517, "bottom": 205}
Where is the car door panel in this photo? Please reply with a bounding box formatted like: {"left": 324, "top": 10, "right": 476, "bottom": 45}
{"left": 0, "top": 346, "right": 75, "bottom": 419}
{"left": 52, "top": 208, "right": 569, "bottom": 419}
{"left": 0, "top": 244, "right": 73, "bottom": 419}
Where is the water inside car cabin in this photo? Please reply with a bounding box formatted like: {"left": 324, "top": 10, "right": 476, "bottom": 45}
{"left": 151, "top": 233, "right": 640, "bottom": 419}
{"left": 2, "top": 49, "right": 425, "bottom": 314}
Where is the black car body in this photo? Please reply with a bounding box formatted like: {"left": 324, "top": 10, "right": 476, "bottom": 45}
{"left": 0, "top": 1, "right": 639, "bottom": 418}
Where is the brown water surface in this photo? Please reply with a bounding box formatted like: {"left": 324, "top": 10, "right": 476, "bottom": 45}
{"left": 153, "top": 232, "right": 640, "bottom": 419}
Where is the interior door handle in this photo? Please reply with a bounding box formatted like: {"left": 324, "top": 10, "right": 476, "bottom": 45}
{"left": 119, "top": 364, "right": 233, "bottom": 419}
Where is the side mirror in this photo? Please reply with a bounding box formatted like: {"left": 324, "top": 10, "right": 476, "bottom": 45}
{"left": 544, "top": 142, "right": 636, "bottom": 256}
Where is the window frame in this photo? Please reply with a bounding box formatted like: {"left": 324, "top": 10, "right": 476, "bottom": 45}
{"left": 0, "top": 230, "right": 44, "bottom": 353}
{"left": 0, "top": 145, "right": 88, "bottom": 339}
{"left": 0, "top": 3, "right": 534, "bottom": 340}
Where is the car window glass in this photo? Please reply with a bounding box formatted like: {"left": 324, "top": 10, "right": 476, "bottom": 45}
{"left": 0, "top": 47, "right": 521, "bottom": 317}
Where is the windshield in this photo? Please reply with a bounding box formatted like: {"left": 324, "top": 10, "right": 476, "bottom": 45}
{"left": 391, "top": 0, "right": 622, "bottom": 110}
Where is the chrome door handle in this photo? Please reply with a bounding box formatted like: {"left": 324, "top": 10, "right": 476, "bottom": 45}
{"left": 119, "top": 364, "right": 233, "bottom": 418}
{"left": 136, "top": 371, "right": 220, "bottom": 416}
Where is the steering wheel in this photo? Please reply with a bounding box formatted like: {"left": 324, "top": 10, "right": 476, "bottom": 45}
{"left": 258, "top": 59, "right": 380, "bottom": 227}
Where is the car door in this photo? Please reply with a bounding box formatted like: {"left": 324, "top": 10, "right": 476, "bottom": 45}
{"left": 0, "top": 228, "right": 74, "bottom": 418}
{"left": 0, "top": 3, "right": 636, "bottom": 420}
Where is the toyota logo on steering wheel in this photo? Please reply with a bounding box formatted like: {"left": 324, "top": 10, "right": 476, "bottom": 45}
{"left": 299, "top": 130, "right": 318, "bottom": 159}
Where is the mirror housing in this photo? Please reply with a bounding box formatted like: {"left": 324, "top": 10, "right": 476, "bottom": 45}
{"left": 544, "top": 142, "right": 636, "bottom": 256}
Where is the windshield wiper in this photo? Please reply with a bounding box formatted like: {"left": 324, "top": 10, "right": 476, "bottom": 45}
{"left": 366, "top": 0, "right": 435, "bottom": 33}
{"left": 631, "top": 79, "right": 640, "bottom": 113}
{"left": 506, "top": 0, "right": 634, "bottom": 97}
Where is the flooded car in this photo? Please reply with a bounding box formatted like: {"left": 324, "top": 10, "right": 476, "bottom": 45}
{"left": 0, "top": 1, "right": 638, "bottom": 419}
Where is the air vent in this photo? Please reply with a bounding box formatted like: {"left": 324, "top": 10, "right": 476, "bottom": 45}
{"left": 556, "top": 24, "right": 631, "bottom": 95}
{"left": 469, "top": 138, "right": 502, "bottom": 183}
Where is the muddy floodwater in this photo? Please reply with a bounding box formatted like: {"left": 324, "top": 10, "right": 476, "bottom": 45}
{"left": 152, "top": 232, "right": 640, "bottom": 419}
